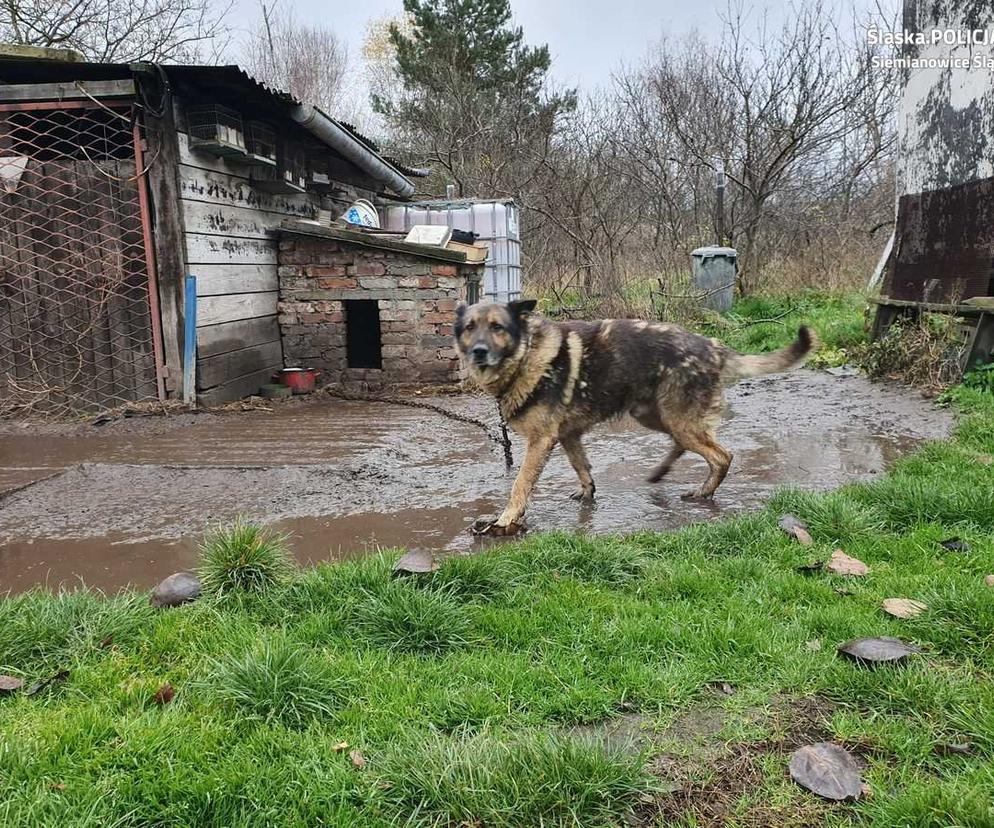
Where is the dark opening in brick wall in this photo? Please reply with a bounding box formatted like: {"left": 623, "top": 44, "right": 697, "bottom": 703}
{"left": 345, "top": 299, "right": 382, "bottom": 369}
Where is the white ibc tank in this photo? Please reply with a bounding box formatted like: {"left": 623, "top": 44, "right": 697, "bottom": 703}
{"left": 381, "top": 198, "right": 522, "bottom": 302}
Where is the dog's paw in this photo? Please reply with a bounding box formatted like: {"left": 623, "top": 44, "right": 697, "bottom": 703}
{"left": 470, "top": 516, "right": 525, "bottom": 537}
{"left": 680, "top": 488, "right": 714, "bottom": 502}
{"left": 568, "top": 485, "right": 595, "bottom": 502}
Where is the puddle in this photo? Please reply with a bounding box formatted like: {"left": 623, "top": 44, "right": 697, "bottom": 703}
{"left": 0, "top": 371, "right": 953, "bottom": 593}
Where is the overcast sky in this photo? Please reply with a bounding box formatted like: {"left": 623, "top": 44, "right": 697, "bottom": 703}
{"left": 230, "top": 0, "right": 895, "bottom": 93}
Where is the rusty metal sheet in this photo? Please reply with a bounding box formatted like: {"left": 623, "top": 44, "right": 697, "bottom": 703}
{"left": 884, "top": 177, "right": 994, "bottom": 303}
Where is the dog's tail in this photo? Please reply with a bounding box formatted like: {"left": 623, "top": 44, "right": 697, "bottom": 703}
{"left": 723, "top": 326, "right": 818, "bottom": 381}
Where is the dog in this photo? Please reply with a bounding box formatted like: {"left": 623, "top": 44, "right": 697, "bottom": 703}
{"left": 454, "top": 299, "right": 816, "bottom": 536}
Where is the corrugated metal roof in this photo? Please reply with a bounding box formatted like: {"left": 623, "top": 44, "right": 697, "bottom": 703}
{"left": 0, "top": 57, "right": 420, "bottom": 192}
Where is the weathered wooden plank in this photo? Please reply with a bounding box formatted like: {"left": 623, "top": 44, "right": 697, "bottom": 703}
{"left": 177, "top": 162, "right": 317, "bottom": 217}
{"left": 193, "top": 263, "right": 276, "bottom": 296}
{"left": 143, "top": 103, "right": 187, "bottom": 397}
{"left": 181, "top": 200, "right": 288, "bottom": 240}
{"left": 197, "top": 315, "right": 280, "bottom": 358}
{"left": 184, "top": 232, "right": 277, "bottom": 265}
{"left": 197, "top": 339, "right": 282, "bottom": 388}
{"left": 197, "top": 292, "right": 277, "bottom": 327}
{"left": 0, "top": 79, "right": 135, "bottom": 101}
{"left": 198, "top": 366, "right": 279, "bottom": 406}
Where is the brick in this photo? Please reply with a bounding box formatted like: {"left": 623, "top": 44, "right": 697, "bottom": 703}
{"left": 356, "top": 261, "right": 387, "bottom": 276}
{"left": 432, "top": 264, "right": 458, "bottom": 277}
{"left": 437, "top": 277, "right": 462, "bottom": 289}
{"left": 420, "top": 311, "right": 453, "bottom": 324}
{"left": 358, "top": 276, "right": 395, "bottom": 290}
{"left": 435, "top": 298, "right": 457, "bottom": 312}
{"left": 316, "top": 276, "right": 357, "bottom": 289}
{"left": 417, "top": 276, "right": 438, "bottom": 289}
{"left": 306, "top": 265, "right": 348, "bottom": 278}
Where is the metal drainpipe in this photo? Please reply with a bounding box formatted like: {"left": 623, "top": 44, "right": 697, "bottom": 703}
{"left": 291, "top": 104, "right": 415, "bottom": 198}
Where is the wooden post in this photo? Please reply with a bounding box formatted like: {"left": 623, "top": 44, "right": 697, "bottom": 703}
{"left": 715, "top": 168, "right": 726, "bottom": 246}
{"left": 141, "top": 80, "right": 188, "bottom": 397}
{"left": 183, "top": 275, "right": 197, "bottom": 406}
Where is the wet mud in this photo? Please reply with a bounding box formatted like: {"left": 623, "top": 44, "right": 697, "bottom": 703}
{"left": 0, "top": 371, "right": 952, "bottom": 593}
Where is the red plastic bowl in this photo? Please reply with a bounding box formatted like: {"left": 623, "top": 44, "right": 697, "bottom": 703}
{"left": 274, "top": 367, "right": 320, "bottom": 394}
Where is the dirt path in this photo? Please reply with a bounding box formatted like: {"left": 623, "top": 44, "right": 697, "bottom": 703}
{"left": 0, "top": 370, "right": 952, "bottom": 592}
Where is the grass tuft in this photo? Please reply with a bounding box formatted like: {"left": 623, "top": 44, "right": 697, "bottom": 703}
{"left": 376, "top": 729, "right": 651, "bottom": 827}
{"left": 510, "top": 533, "right": 649, "bottom": 585}
{"left": 208, "top": 637, "right": 345, "bottom": 728}
{"left": 352, "top": 581, "right": 473, "bottom": 654}
{"left": 198, "top": 521, "right": 295, "bottom": 596}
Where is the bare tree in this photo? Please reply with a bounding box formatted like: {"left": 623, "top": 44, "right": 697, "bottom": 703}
{"left": 0, "top": 0, "right": 230, "bottom": 62}
{"left": 242, "top": 2, "right": 349, "bottom": 113}
{"left": 635, "top": 1, "right": 894, "bottom": 293}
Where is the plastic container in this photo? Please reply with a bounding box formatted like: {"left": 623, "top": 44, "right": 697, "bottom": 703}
{"left": 381, "top": 198, "right": 521, "bottom": 301}
{"left": 341, "top": 199, "right": 380, "bottom": 228}
{"left": 273, "top": 367, "right": 321, "bottom": 394}
{"left": 691, "top": 246, "right": 737, "bottom": 312}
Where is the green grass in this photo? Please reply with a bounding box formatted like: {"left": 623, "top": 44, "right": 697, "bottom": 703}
{"left": 2, "top": 301, "right": 993, "bottom": 826}
{"left": 703, "top": 291, "right": 868, "bottom": 367}
{"left": 198, "top": 520, "right": 295, "bottom": 596}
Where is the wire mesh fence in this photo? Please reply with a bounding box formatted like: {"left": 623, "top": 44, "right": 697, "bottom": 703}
{"left": 0, "top": 100, "right": 164, "bottom": 419}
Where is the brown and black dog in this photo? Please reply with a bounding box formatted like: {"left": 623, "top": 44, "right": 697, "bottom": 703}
{"left": 455, "top": 299, "right": 816, "bottom": 536}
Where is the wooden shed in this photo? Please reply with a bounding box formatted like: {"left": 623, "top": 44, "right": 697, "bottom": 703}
{"left": 0, "top": 52, "right": 425, "bottom": 414}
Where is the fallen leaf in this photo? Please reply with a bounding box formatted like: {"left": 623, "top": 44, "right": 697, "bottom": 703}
{"left": 789, "top": 742, "right": 862, "bottom": 801}
{"left": 392, "top": 549, "right": 439, "bottom": 577}
{"left": 0, "top": 675, "right": 25, "bottom": 694}
{"left": 706, "top": 681, "right": 736, "bottom": 697}
{"left": 806, "top": 639, "right": 823, "bottom": 652}
{"left": 349, "top": 749, "right": 366, "bottom": 769}
{"left": 882, "top": 598, "right": 927, "bottom": 619}
{"left": 985, "top": 575, "right": 994, "bottom": 588}
{"left": 25, "top": 669, "right": 69, "bottom": 696}
{"left": 779, "top": 514, "right": 813, "bottom": 546}
{"left": 153, "top": 683, "right": 174, "bottom": 705}
{"left": 827, "top": 549, "right": 869, "bottom": 576}
{"left": 837, "top": 636, "right": 920, "bottom": 665}
{"left": 331, "top": 741, "right": 349, "bottom": 752}
{"left": 49, "top": 783, "right": 66, "bottom": 791}
{"left": 98, "top": 634, "right": 114, "bottom": 649}
{"left": 939, "top": 537, "right": 970, "bottom": 553}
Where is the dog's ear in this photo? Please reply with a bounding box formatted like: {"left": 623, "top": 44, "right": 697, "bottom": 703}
{"left": 507, "top": 299, "right": 537, "bottom": 321}
{"left": 454, "top": 303, "right": 467, "bottom": 337}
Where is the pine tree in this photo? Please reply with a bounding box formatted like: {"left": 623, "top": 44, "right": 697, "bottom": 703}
{"left": 373, "top": 0, "right": 575, "bottom": 197}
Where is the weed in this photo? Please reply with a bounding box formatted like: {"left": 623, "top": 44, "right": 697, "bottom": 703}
{"left": 352, "top": 581, "right": 473, "bottom": 654}
{"left": 198, "top": 521, "right": 295, "bottom": 596}
{"left": 207, "top": 636, "right": 345, "bottom": 728}
{"left": 376, "top": 729, "right": 651, "bottom": 827}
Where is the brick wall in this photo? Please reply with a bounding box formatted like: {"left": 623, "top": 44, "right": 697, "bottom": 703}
{"left": 277, "top": 233, "right": 482, "bottom": 386}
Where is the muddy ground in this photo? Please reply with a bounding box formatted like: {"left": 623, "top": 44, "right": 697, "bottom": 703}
{"left": 0, "top": 370, "right": 951, "bottom": 593}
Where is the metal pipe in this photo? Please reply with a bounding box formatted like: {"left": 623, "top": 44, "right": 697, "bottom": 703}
{"left": 291, "top": 104, "right": 415, "bottom": 198}
{"left": 183, "top": 275, "right": 197, "bottom": 407}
